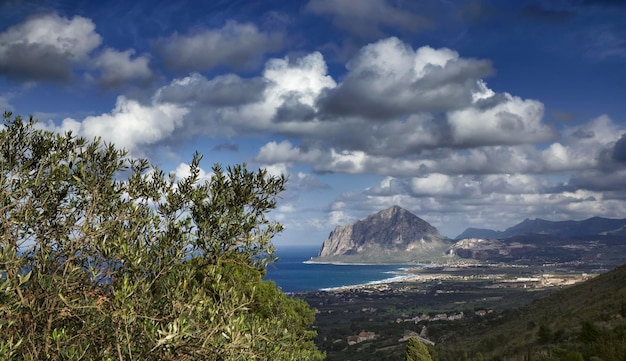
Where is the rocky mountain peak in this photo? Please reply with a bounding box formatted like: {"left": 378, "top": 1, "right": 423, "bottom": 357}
{"left": 310, "top": 206, "right": 452, "bottom": 263}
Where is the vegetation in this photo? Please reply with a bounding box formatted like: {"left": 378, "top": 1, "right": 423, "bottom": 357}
{"left": 0, "top": 113, "right": 324, "bottom": 360}
{"left": 433, "top": 262, "right": 626, "bottom": 360}
{"left": 404, "top": 338, "right": 432, "bottom": 361}
{"left": 301, "top": 260, "right": 626, "bottom": 361}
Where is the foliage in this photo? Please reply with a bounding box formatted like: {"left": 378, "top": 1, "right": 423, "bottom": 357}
{"left": 405, "top": 338, "right": 433, "bottom": 361}
{"left": 0, "top": 113, "right": 324, "bottom": 360}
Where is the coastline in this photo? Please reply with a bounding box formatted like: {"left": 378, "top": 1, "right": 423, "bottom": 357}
{"left": 303, "top": 260, "right": 421, "bottom": 266}
{"left": 267, "top": 247, "right": 429, "bottom": 293}
{"left": 317, "top": 268, "right": 422, "bottom": 292}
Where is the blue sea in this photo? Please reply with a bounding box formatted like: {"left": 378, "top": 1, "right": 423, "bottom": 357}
{"left": 264, "top": 246, "right": 411, "bottom": 293}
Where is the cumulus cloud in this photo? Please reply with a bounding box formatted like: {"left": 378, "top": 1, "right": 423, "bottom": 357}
{"left": 262, "top": 163, "right": 290, "bottom": 178}
{"left": 305, "top": 0, "right": 431, "bottom": 38}
{"left": 263, "top": 52, "right": 337, "bottom": 110}
{"left": 59, "top": 96, "right": 188, "bottom": 154}
{"left": 0, "top": 13, "right": 101, "bottom": 81}
{"left": 158, "top": 21, "right": 283, "bottom": 73}
{"left": 148, "top": 50, "right": 337, "bottom": 142}
{"left": 129, "top": 36, "right": 626, "bottom": 188}
{"left": 0, "top": 13, "right": 153, "bottom": 88}
{"left": 408, "top": 173, "right": 458, "bottom": 196}
{"left": 92, "top": 48, "right": 153, "bottom": 88}
{"left": 152, "top": 37, "right": 557, "bottom": 163}
{"left": 173, "top": 162, "right": 210, "bottom": 183}
{"left": 448, "top": 92, "right": 554, "bottom": 146}
{"left": 255, "top": 140, "right": 325, "bottom": 165}
{"left": 542, "top": 115, "right": 622, "bottom": 171}
{"left": 612, "top": 133, "right": 626, "bottom": 162}
{"left": 156, "top": 73, "right": 266, "bottom": 106}
{"left": 319, "top": 38, "right": 494, "bottom": 120}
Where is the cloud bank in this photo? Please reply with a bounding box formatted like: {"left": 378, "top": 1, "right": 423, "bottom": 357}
{"left": 4, "top": 6, "right": 622, "bottom": 239}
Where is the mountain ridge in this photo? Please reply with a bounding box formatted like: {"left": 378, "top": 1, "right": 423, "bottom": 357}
{"left": 455, "top": 216, "right": 626, "bottom": 240}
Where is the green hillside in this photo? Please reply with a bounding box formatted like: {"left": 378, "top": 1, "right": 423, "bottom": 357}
{"left": 435, "top": 263, "right": 626, "bottom": 360}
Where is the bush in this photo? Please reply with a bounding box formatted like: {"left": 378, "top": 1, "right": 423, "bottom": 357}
{"left": 0, "top": 113, "right": 324, "bottom": 360}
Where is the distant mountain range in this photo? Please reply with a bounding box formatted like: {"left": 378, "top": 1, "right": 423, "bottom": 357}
{"left": 311, "top": 206, "right": 626, "bottom": 265}
{"left": 456, "top": 216, "right": 626, "bottom": 239}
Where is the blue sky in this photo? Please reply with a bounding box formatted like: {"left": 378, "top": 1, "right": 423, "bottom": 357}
{"left": 1, "top": 0, "right": 626, "bottom": 246}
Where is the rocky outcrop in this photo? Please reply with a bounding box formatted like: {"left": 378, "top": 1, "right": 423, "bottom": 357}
{"left": 449, "top": 238, "right": 536, "bottom": 260}
{"left": 310, "top": 206, "right": 452, "bottom": 263}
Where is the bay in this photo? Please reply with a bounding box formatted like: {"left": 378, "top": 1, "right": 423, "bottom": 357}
{"left": 264, "top": 246, "right": 409, "bottom": 293}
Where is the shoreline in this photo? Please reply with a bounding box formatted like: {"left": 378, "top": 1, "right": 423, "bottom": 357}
{"left": 303, "top": 260, "right": 422, "bottom": 266}
{"left": 317, "top": 269, "right": 422, "bottom": 292}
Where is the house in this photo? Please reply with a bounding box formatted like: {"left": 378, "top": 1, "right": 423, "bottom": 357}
{"left": 347, "top": 331, "right": 377, "bottom": 345}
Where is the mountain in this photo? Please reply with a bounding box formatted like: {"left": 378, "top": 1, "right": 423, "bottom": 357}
{"left": 455, "top": 227, "right": 501, "bottom": 240}
{"left": 455, "top": 216, "right": 626, "bottom": 240}
{"left": 310, "top": 206, "right": 452, "bottom": 264}
{"left": 451, "top": 216, "right": 626, "bottom": 264}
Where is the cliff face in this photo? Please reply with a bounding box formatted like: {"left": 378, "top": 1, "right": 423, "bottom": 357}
{"left": 312, "top": 206, "right": 452, "bottom": 263}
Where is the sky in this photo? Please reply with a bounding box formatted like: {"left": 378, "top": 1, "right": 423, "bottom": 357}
{"left": 1, "top": 0, "right": 626, "bottom": 247}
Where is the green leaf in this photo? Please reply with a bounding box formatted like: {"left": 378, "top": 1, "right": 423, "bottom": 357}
{"left": 18, "top": 271, "right": 31, "bottom": 285}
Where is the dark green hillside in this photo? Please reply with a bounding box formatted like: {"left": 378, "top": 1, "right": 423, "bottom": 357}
{"left": 435, "top": 263, "right": 626, "bottom": 360}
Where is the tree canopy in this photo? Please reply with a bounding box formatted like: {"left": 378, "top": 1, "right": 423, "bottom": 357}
{"left": 0, "top": 113, "right": 324, "bottom": 360}
{"left": 405, "top": 338, "right": 433, "bottom": 361}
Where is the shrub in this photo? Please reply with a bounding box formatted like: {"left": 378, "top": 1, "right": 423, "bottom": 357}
{"left": 0, "top": 113, "right": 324, "bottom": 361}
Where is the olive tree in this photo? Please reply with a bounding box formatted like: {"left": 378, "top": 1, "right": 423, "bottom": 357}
{"left": 0, "top": 113, "right": 324, "bottom": 360}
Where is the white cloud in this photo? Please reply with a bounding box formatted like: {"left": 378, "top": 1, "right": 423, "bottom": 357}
{"left": 0, "top": 13, "right": 101, "bottom": 80}
{"left": 256, "top": 141, "right": 302, "bottom": 164}
{"left": 328, "top": 209, "right": 355, "bottom": 226}
{"left": 328, "top": 149, "right": 368, "bottom": 174}
{"left": 319, "top": 37, "right": 493, "bottom": 119}
{"left": 60, "top": 96, "right": 188, "bottom": 154}
{"left": 480, "top": 174, "right": 546, "bottom": 194}
{"left": 264, "top": 52, "right": 337, "bottom": 108}
{"left": 173, "top": 162, "right": 210, "bottom": 183}
{"left": 541, "top": 115, "right": 623, "bottom": 171}
{"left": 2, "top": 13, "right": 100, "bottom": 59}
{"left": 158, "top": 21, "right": 283, "bottom": 73}
{"left": 262, "top": 163, "right": 290, "bottom": 178}
{"left": 448, "top": 93, "right": 554, "bottom": 146}
{"left": 93, "top": 48, "right": 152, "bottom": 87}
{"left": 305, "top": 0, "right": 431, "bottom": 38}
{"left": 156, "top": 73, "right": 265, "bottom": 106}
{"left": 409, "top": 174, "right": 457, "bottom": 196}
{"left": 155, "top": 37, "right": 555, "bottom": 163}
{"left": 239, "top": 51, "right": 336, "bottom": 126}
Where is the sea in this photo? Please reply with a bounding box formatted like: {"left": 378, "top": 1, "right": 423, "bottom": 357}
{"left": 264, "top": 246, "right": 413, "bottom": 293}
